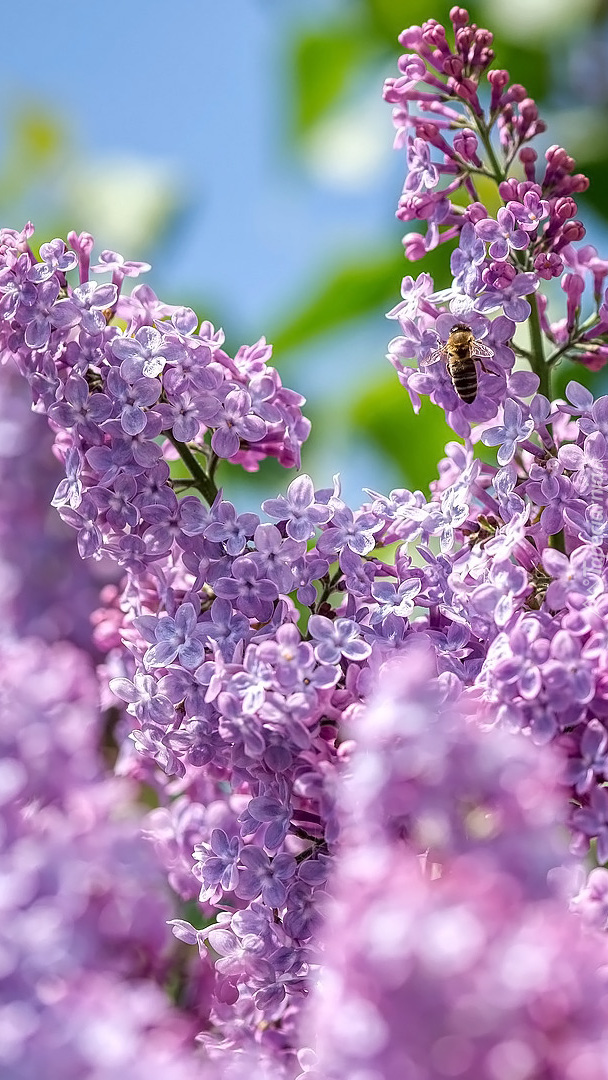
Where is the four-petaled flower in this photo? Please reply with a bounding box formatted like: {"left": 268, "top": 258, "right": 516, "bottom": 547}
{"left": 475, "top": 207, "right": 529, "bottom": 260}
{"left": 308, "top": 615, "right": 372, "bottom": 665}
{"left": 482, "top": 399, "right": 534, "bottom": 465}
{"left": 263, "top": 474, "right": 332, "bottom": 541}
{"left": 136, "top": 602, "right": 207, "bottom": 669}
{"left": 235, "top": 848, "right": 297, "bottom": 908}
{"left": 476, "top": 272, "right": 539, "bottom": 322}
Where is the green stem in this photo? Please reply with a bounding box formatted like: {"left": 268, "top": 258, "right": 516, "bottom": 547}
{"left": 548, "top": 530, "right": 565, "bottom": 553}
{"left": 474, "top": 118, "right": 503, "bottom": 185}
{"left": 314, "top": 568, "right": 343, "bottom": 612}
{"left": 167, "top": 434, "right": 218, "bottom": 506}
{"left": 528, "top": 296, "right": 550, "bottom": 400}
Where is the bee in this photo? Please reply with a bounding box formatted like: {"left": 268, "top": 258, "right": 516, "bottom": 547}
{"left": 421, "top": 323, "right": 494, "bottom": 404}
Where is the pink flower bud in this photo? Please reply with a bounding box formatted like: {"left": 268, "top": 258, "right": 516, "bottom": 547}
{"left": 561, "top": 272, "right": 585, "bottom": 330}
{"left": 554, "top": 197, "right": 577, "bottom": 222}
{"left": 506, "top": 83, "right": 527, "bottom": 103}
{"left": 570, "top": 174, "right": 590, "bottom": 193}
{"left": 449, "top": 6, "right": 469, "bottom": 28}
{"left": 455, "top": 26, "right": 474, "bottom": 55}
{"left": 67, "top": 230, "right": 95, "bottom": 284}
{"left": 402, "top": 232, "right": 427, "bottom": 261}
{"left": 545, "top": 144, "right": 572, "bottom": 169}
{"left": 518, "top": 147, "right": 537, "bottom": 181}
{"left": 464, "top": 201, "right": 488, "bottom": 223}
{"left": 488, "top": 68, "right": 509, "bottom": 88}
{"left": 397, "top": 54, "right": 426, "bottom": 80}
{"left": 498, "top": 178, "right": 520, "bottom": 201}
{"left": 555, "top": 221, "right": 586, "bottom": 251}
{"left": 398, "top": 25, "right": 424, "bottom": 50}
{"left": 453, "top": 128, "right": 479, "bottom": 163}
{"left": 443, "top": 55, "right": 463, "bottom": 78}
{"left": 519, "top": 97, "right": 539, "bottom": 122}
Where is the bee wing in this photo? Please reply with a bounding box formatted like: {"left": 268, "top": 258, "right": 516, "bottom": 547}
{"left": 470, "top": 340, "right": 494, "bottom": 358}
{"left": 420, "top": 343, "right": 449, "bottom": 367}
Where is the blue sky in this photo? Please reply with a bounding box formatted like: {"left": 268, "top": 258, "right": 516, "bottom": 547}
{"left": 0, "top": 1, "right": 399, "bottom": 331}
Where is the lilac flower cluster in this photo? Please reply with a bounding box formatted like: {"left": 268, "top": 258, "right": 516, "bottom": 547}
{"left": 7, "top": 7, "right": 608, "bottom": 1076}
{"left": 7, "top": 227, "right": 608, "bottom": 1066}
{"left": 309, "top": 663, "right": 608, "bottom": 1080}
{"left": 384, "top": 8, "right": 608, "bottom": 435}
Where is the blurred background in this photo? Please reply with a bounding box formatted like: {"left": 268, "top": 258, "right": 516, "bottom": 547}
{"left": 4, "top": 0, "right": 608, "bottom": 506}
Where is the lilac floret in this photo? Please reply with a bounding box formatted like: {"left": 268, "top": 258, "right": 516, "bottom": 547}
{"left": 214, "top": 556, "right": 279, "bottom": 621}
{"left": 317, "top": 501, "right": 383, "bottom": 557}
{"left": 507, "top": 191, "right": 549, "bottom": 232}
{"left": 20, "top": 278, "right": 77, "bottom": 349}
{"left": 204, "top": 501, "right": 260, "bottom": 556}
{"left": 137, "top": 602, "right": 207, "bottom": 670}
{"left": 111, "top": 325, "right": 184, "bottom": 380}
{"left": 193, "top": 828, "right": 242, "bottom": 900}
{"left": 57, "top": 493, "right": 102, "bottom": 558}
{"left": 209, "top": 389, "right": 267, "bottom": 458}
{"left": 48, "top": 374, "right": 112, "bottom": 440}
{"left": 370, "top": 578, "right": 421, "bottom": 624}
{"left": 53, "top": 280, "right": 118, "bottom": 335}
{"left": 28, "top": 238, "right": 77, "bottom": 282}
{"left": 109, "top": 672, "right": 175, "bottom": 725}
{"left": 106, "top": 368, "right": 162, "bottom": 436}
{"left": 476, "top": 272, "right": 538, "bottom": 322}
{"left": 235, "top": 848, "right": 297, "bottom": 908}
{"left": 475, "top": 207, "right": 529, "bottom": 260}
{"left": 308, "top": 615, "right": 372, "bottom": 664}
{"left": 249, "top": 523, "right": 306, "bottom": 592}
{"left": 91, "top": 249, "right": 151, "bottom": 277}
{"left": 263, "top": 474, "right": 332, "bottom": 541}
{"left": 404, "top": 135, "right": 439, "bottom": 193}
{"left": 450, "top": 222, "right": 486, "bottom": 292}
{"left": 481, "top": 399, "right": 534, "bottom": 465}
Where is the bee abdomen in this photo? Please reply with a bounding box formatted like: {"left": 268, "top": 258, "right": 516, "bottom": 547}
{"left": 449, "top": 361, "right": 477, "bottom": 404}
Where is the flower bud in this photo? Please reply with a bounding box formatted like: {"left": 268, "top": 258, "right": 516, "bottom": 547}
{"left": 554, "top": 221, "right": 586, "bottom": 251}
{"left": 498, "top": 178, "right": 520, "bottom": 201}
{"left": 464, "top": 201, "right": 488, "bottom": 224}
{"left": 453, "top": 128, "right": 479, "bottom": 163}
{"left": 398, "top": 25, "right": 424, "bottom": 50}
{"left": 455, "top": 26, "right": 474, "bottom": 55}
{"left": 449, "top": 6, "right": 469, "bottom": 28}
{"left": 519, "top": 149, "right": 538, "bottom": 181}
{"left": 554, "top": 197, "right": 577, "bottom": 222}
{"left": 505, "top": 83, "right": 527, "bottom": 103}
{"left": 397, "top": 53, "right": 426, "bottom": 79}
{"left": 402, "top": 232, "right": 428, "bottom": 261}
{"left": 443, "top": 55, "right": 463, "bottom": 78}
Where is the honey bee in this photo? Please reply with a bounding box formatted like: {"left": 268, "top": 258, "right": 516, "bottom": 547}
{"left": 421, "top": 323, "right": 494, "bottom": 404}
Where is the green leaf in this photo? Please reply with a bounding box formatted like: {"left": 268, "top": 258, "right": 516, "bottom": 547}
{"left": 292, "top": 26, "right": 367, "bottom": 135}
{"left": 350, "top": 373, "right": 454, "bottom": 493}
{"left": 270, "top": 241, "right": 452, "bottom": 358}
{"left": 552, "top": 356, "right": 597, "bottom": 399}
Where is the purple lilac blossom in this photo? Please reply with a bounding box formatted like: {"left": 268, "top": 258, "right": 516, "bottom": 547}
{"left": 7, "top": 9, "right": 608, "bottom": 1071}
